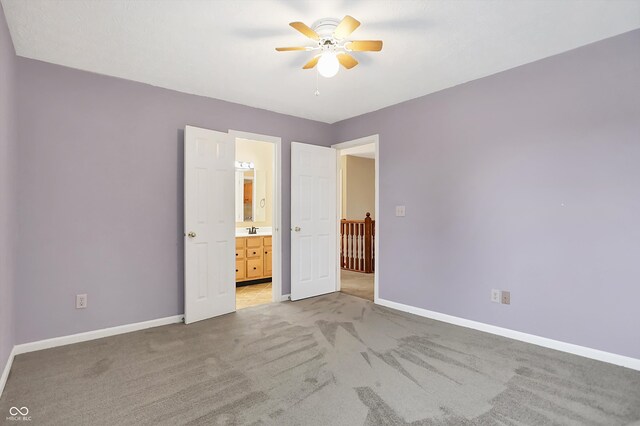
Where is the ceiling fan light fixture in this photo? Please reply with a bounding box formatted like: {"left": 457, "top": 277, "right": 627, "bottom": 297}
{"left": 317, "top": 52, "right": 339, "bottom": 78}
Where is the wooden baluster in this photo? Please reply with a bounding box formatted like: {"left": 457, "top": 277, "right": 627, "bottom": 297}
{"left": 344, "top": 223, "right": 348, "bottom": 270}
{"left": 352, "top": 222, "right": 356, "bottom": 270}
{"left": 347, "top": 223, "right": 352, "bottom": 269}
{"left": 360, "top": 223, "right": 365, "bottom": 271}
{"left": 372, "top": 220, "right": 375, "bottom": 272}
{"left": 348, "top": 222, "right": 353, "bottom": 270}
{"left": 356, "top": 223, "right": 361, "bottom": 271}
{"left": 353, "top": 223, "right": 358, "bottom": 271}
{"left": 340, "top": 221, "right": 343, "bottom": 268}
{"left": 356, "top": 223, "right": 359, "bottom": 271}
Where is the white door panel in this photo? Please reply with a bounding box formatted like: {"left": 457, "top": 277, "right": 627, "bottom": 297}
{"left": 291, "top": 142, "right": 337, "bottom": 301}
{"left": 185, "top": 125, "right": 235, "bottom": 323}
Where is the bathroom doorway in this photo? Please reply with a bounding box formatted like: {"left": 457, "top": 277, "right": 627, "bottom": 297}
{"left": 230, "top": 131, "right": 281, "bottom": 310}
{"left": 332, "top": 136, "right": 379, "bottom": 302}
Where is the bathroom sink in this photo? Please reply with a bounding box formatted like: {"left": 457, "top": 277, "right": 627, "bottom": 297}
{"left": 235, "top": 227, "right": 272, "bottom": 237}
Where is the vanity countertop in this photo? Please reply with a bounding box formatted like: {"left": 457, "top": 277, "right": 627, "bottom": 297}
{"left": 235, "top": 227, "right": 272, "bottom": 237}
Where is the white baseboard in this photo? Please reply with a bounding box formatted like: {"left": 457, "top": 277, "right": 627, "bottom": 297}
{"left": 376, "top": 298, "right": 640, "bottom": 371}
{"left": 1, "top": 315, "right": 183, "bottom": 399}
{"left": 280, "top": 293, "right": 291, "bottom": 302}
{"left": 0, "top": 346, "right": 17, "bottom": 399}
{"left": 13, "top": 315, "right": 184, "bottom": 356}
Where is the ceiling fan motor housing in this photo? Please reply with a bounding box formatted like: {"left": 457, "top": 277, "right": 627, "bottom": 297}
{"left": 312, "top": 18, "right": 341, "bottom": 41}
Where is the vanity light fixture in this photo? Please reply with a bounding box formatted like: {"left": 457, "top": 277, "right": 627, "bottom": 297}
{"left": 235, "top": 161, "right": 254, "bottom": 169}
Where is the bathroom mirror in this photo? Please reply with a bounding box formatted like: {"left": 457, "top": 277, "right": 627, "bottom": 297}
{"left": 235, "top": 163, "right": 266, "bottom": 223}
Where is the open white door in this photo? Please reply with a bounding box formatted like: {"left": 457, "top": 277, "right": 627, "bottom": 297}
{"left": 184, "top": 125, "right": 235, "bottom": 324}
{"left": 291, "top": 142, "right": 337, "bottom": 301}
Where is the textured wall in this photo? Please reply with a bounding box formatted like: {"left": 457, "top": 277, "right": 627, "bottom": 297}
{"left": 334, "top": 29, "right": 640, "bottom": 358}
{"left": 0, "top": 3, "right": 17, "bottom": 374}
{"left": 15, "top": 59, "right": 332, "bottom": 343}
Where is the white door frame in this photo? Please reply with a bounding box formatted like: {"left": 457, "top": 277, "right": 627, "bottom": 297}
{"left": 229, "top": 130, "right": 282, "bottom": 302}
{"left": 332, "top": 135, "right": 380, "bottom": 303}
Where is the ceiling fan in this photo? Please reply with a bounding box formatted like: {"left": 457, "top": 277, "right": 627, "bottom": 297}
{"left": 275, "top": 15, "right": 383, "bottom": 78}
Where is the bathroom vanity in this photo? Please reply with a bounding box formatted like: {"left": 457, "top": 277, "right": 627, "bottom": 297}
{"left": 235, "top": 159, "right": 271, "bottom": 284}
{"left": 235, "top": 233, "right": 272, "bottom": 283}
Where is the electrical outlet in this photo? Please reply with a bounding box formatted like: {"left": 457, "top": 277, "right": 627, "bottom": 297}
{"left": 76, "top": 294, "right": 87, "bottom": 309}
{"left": 395, "top": 206, "right": 406, "bottom": 217}
{"left": 491, "top": 289, "right": 501, "bottom": 303}
{"left": 501, "top": 291, "right": 511, "bottom": 305}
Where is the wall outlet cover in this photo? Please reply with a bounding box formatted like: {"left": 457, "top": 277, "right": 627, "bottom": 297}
{"left": 395, "top": 206, "right": 406, "bottom": 217}
{"left": 491, "top": 289, "right": 501, "bottom": 303}
{"left": 501, "top": 291, "right": 511, "bottom": 305}
{"left": 76, "top": 294, "right": 87, "bottom": 309}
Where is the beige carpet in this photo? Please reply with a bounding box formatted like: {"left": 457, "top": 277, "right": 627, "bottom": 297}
{"left": 1, "top": 292, "right": 639, "bottom": 425}
{"left": 340, "top": 270, "right": 374, "bottom": 301}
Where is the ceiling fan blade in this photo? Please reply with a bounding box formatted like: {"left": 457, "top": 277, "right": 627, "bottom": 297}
{"left": 302, "top": 55, "right": 321, "bottom": 69}
{"left": 347, "top": 40, "right": 383, "bottom": 52}
{"left": 334, "top": 15, "right": 361, "bottom": 39}
{"left": 290, "top": 22, "right": 320, "bottom": 40}
{"left": 275, "top": 47, "right": 309, "bottom": 51}
{"left": 337, "top": 53, "right": 358, "bottom": 69}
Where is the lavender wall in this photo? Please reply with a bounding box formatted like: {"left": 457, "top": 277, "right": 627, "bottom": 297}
{"left": 10, "top": 25, "right": 640, "bottom": 359}
{"left": 334, "top": 29, "right": 640, "bottom": 359}
{"left": 15, "top": 59, "right": 333, "bottom": 343}
{"left": 0, "top": 4, "right": 17, "bottom": 371}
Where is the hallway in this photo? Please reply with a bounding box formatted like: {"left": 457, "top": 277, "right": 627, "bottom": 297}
{"left": 340, "top": 270, "right": 374, "bottom": 301}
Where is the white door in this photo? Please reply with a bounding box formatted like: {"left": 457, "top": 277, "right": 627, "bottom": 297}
{"left": 291, "top": 142, "right": 337, "bottom": 301}
{"left": 184, "top": 125, "right": 235, "bottom": 324}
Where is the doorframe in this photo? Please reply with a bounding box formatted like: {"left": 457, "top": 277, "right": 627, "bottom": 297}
{"left": 229, "top": 130, "right": 282, "bottom": 303}
{"left": 331, "top": 135, "right": 380, "bottom": 303}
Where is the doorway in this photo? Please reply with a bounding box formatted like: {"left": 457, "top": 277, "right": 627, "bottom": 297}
{"left": 184, "top": 126, "right": 282, "bottom": 324}
{"left": 332, "top": 136, "right": 379, "bottom": 302}
{"left": 230, "top": 131, "right": 281, "bottom": 309}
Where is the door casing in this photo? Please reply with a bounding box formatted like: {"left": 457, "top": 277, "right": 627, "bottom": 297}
{"left": 229, "top": 130, "right": 283, "bottom": 302}
{"left": 332, "top": 135, "right": 380, "bottom": 303}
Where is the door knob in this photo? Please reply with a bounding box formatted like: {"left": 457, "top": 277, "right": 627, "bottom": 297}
{"left": 187, "top": 232, "right": 196, "bottom": 238}
{"left": 294, "top": 226, "right": 301, "bottom": 232}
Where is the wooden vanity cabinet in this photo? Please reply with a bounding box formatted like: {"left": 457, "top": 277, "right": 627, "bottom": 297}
{"left": 263, "top": 236, "right": 272, "bottom": 277}
{"left": 236, "top": 235, "right": 272, "bottom": 283}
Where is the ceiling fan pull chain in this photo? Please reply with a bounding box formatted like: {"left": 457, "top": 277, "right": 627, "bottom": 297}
{"left": 314, "top": 69, "right": 320, "bottom": 96}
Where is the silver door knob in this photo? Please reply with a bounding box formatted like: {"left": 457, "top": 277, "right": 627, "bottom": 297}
{"left": 187, "top": 232, "right": 196, "bottom": 238}
{"left": 294, "top": 226, "right": 301, "bottom": 232}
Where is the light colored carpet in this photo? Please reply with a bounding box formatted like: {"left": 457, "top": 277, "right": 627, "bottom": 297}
{"left": 340, "top": 270, "right": 374, "bottom": 301}
{"left": 1, "top": 292, "right": 639, "bottom": 425}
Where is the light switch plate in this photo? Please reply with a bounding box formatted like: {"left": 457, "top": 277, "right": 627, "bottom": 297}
{"left": 491, "top": 289, "right": 501, "bottom": 303}
{"left": 395, "top": 206, "right": 406, "bottom": 217}
{"left": 501, "top": 291, "right": 511, "bottom": 305}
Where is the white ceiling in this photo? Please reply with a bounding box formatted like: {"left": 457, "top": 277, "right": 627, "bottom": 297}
{"left": 3, "top": 0, "right": 639, "bottom": 123}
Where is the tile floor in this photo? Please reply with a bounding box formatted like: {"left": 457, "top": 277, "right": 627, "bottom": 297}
{"left": 236, "top": 282, "right": 272, "bottom": 309}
